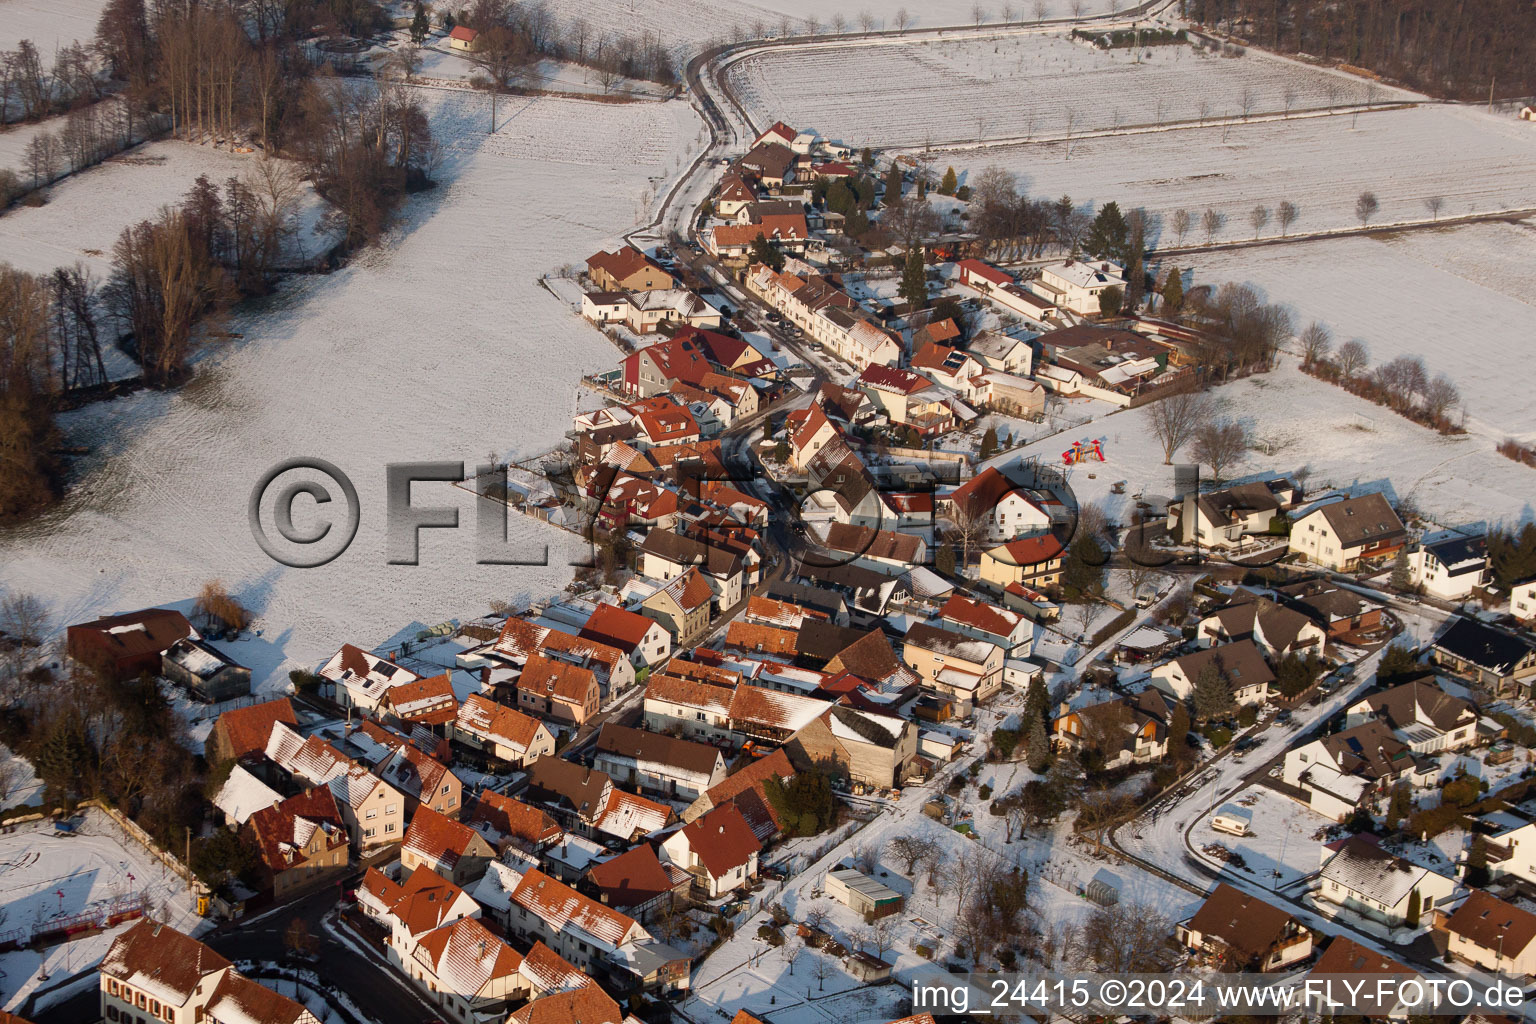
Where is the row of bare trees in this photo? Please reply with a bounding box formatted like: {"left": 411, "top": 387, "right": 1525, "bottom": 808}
{"left": 967, "top": 166, "right": 1095, "bottom": 261}
{"left": 456, "top": 0, "right": 677, "bottom": 87}
{"left": 1298, "top": 321, "right": 1463, "bottom": 432}
{"left": 0, "top": 39, "right": 104, "bottom": 125}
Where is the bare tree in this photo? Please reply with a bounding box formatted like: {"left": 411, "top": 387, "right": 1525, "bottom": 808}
{"left": 195, "top": 580, "right": 251, "bottom": 632}
{"left": 1001, "top": 2, "right": 1016, "bottom": 23}
{"left": 1282, "top": 84, "right": 1297, "bottom": 116}
{"left": 1336, "top": 338, "right": 1369, "bottom": 378}
{"left": 1075, "top": 783, "right": 1132, "bottom": 855}
{"left": 1201, "top": 207, "right": 1223, "bottom": 244}
{"left": 0, "top": 593, "right": 49, "bottom": 649}
{"left": 1148, "top": 388, "right": 1213, "bottom": 464}
{"left": 1078, "top": 901, "right": 1172, "bottom": 973}
{"left": 895, "top": 7, "right": 912, "bottom": 32}
{"left": 858, "top": 9, "right": 875, "bottom": 31}
{"left": 1276, "top": 200, "right": 1298, "bottom": 236}
{"left": 1324, "top": 80, "right": 1341, "bottom": 112}
{"left": 972, "top": 3, "right": 988, "bottom": 26}
{"left": 1238, "top": 85, "right": 1256, "bottom": 119}
{"left": 869, "top": 915, "right": 896, "bottom": 959}
{"left": 1298, "top": 321, "right": 1332, "bottom": 366}
{"left": 1355, "top": 191, "right": 1379, "bottom": 227}
{"left": 1069, "top": 0, "right": 1085, "bottom": 18}
{"left": 1033, "top": 0, "right": 1049, "bottom": 19}
{"left": 1424, "top": 195, "right": 1444, "bottom": 222}
{"left": 1191, "top": 418, "right": 1248, "bottom": 484}
{"left": 1171, "top": 208, "right": 1192, "bottom": 246}
{"left": 1249, "top": 204, "right": 1269, "bottom": 239}
{"left": 1421, "top": 375, "right": 1460, "bottom": 425}
{"left": 889, "top": 835, "right": 938, "bottom": 875}
{"left": 831, "top": 12, "right": 847, "bottom": 33}
{"left": 803, "top": 906, "right": 829, "bottom": 934}
{"left": 852, "top": 841, "right": 883, "bottom": 874}
{"left": 810, "top": 950, "right": 835, "bottom": 990}
{"left": 803, "top": 15, "right": 821, "bottom": 35}
{"left": 947, "top": 491, "right": 992, "bottom": 569}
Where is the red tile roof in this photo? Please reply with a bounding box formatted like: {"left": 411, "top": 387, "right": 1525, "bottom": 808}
{"left": 584, "top": 844, "right": 679, "bottom": 909}
{"left": 214, "top": 698, "right": 298, "bottom": 761}
{"left": 517, "top": 654, "right": 598, "bottom": 706}
{"left": 508, "top": 986, "right": 624, "bottom": 1024}
{"left": 701, "top": 748, "right": 793, "bottom": 839}
{"left": 465, "top": 790, "right": 564, "bottom": 848}
{"left": 100, "top": 920, "right": 232, "bottom": 1001}
{"left": 245, "top": 786, "right": 346, "bottom": 874}
{"left": 455, "top": 693, "right": 545, "bottom": 753}
{"left": 645, "top": 673, "right": 734, "bottom": 714}
{"left": 580, "top": 603, "right": 659, "bottom": 652}
{"left": 402, "top": 805, "right": 489, "bottom": 871}
{"left": 448, "top": 25, "right": 478, "bottom": 41}
{"left": 382, "top": 671, "right": 458, "bottom": 725}
{"left": 677, "top": 803, "right": 760, "bottom": 879}
{"left": 996, "top": 532, "right": 1066, "bottom": 566}
{"left": 725, "top": 620, "right": 799, "bottom": 657}
{"left": 381, "top": 866, "right": 475, "bottom": 937}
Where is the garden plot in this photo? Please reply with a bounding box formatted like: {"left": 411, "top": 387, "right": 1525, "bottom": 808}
{"left": 1197, "top": 223, "right": 1536, "bottom": 439}
{"left": 1188, "top": 785, "right": 1336, "bottom": 888}
{"left": 727, "top": 32, "right": 1410, "bottom": 148}
{"left": 963, "top": 105, "right": 1536, "bottom": 246}
{"left": 0, "top": 0, "right": 106, "bottom": 52}
{"left": 991, "top": 355, "right": 1536, "bottom": 537}
{"left": 0, "top": 809, "right": 203, "bottom": 1012}
{"left": 0, "top": 90, "right": 703, "bottom": 690}
{"left": 0, "top": 140, "right": 336, "bottom": 277}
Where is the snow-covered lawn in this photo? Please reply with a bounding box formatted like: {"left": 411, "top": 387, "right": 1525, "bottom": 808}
{"left": 990, "top": 353, "right": 1536, "bottom": 536}
{"left": 1196, "top": 222, "right": 1536, "bottom": 439}
{"left": 0, "top": 809, "right": 204, "bottom": 1012}
{"left": 1187, "top": 785, "right": 1336, "bottom": 888}
{"left": 0, "top": 140, "right": 335, "bottom": 276}
{"left": 949, "top": 104, "right": 1536, "bottom": 244}
{"left": 0, "top": 89, "right": 703, "bottom": 691}
{"left": 0, "top": 744, "right": 44, "bottom": 808}
{"left": 0, "top": 0, "right": 105, "bottom": 52}
{"left": 727, "top": 33, "right": 1415, "bottom": 148}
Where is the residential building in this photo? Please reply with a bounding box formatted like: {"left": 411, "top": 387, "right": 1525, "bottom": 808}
{"left": 856, "top": 364, "right": 958, "bottom": 437}
{"left": 659, "top": 803, "right": 761, "bottom": 899}
{"left": 938, "top": 594, "right": 1032, "bottom": 655}
{"left": 1344, "top": 680, "right": 1479, "bottom": 754}
{"left": 376, "top": 671, "right": 458, "bottom": 732}
{"left": 817, "top": 523, "right": 927, "bottom": 576}
{"left": 965, "top": 330, "right": 1034, "bottom": 376}
{"left": 408, "top": 915, "right": 525, "bottom": 1023}
{"left": 244, "top": 787, "right": 349, "bottom": 900}
{"left": 354, "top": 721, "right": 462, "bottom": 819}
{"left": 586, "top": 247, "right": 677, "bottom": 292}
{"left": 593, "top": 723, "right": 727, "bottom": 800}
{"left": 213, "top": 764, "right": 281, "bottom": 826}
{"left": 580, "top": 603, "right": 672, "bottom": 670}
{"left": 785, "top": 705, "right": 919, "bottom": 789}
{"left": 1306, "top": 937, "right": 1417, "bottom": 1021}
{"left": 581, "top": 290, "right": 627, "bottom": 325}
{"left": 1196, "top": 598, "right": 1326, "bottom": 659}
{"left": 401, "top": 805, "right": 497, "bottom": 887}
{"left": 1511, "top": 577, "right": 1536, "bottom": 622}
{"left": 447, "top": 25, "right": 479, "bottom": 50}
{"left": 1029, "top": 258, "right": 1128, "bottom": 315}
{"left": 1429, "top": 617, "right": 1536, "bottom": 695}
{"left": 461, "top": 790, "right": 565, "bottom": 855}
{"left": 1275, "top": 579, "right": 1385, "bottom": 639}
{"left": 621, "top": 289, "right": 721, "bottom": 335}
{"left": 946, "top": 467, "right": 1054, "bottom": 544}
{"left": 264, "top": 723, "right": 405, "bottom": 850}
{"left": 1053, "top": 690, "right": 1175, "bottom": 767}
{"left": 359, "top": 866, "right": 481, "bottom": 970}
{"left": 1407, "top": 534, "right": 1490, "bottom": 600}
{"left": 1148, "top": 639, "right": 1275, "bottom": 705}
{"left": 1165, "top": 480, "right": 1290, "bottom": 549}
{"left": 680, "top": 748, "right": 794, "bottom": 842}
{"left": 620, "top": 334, "right": 713, "bottom": 398}
{"left": 979, "top": 533, "right": 1067, "bottom": 590}
{"left": 1317, "top": 836, "right": 1458, "bottom": 927}
{"left": 642, "top": 673, "right": 736, "bottom": 742}
{"left": 639, "top": 530, "right": 746, "bottom": 610}
{"left": 902, "top": 623, "right": 1004, "bottom": 709}
{"left": 1442, "top": 891, "right": 1536, "bottom": 977}
{"left": 68, "top": 607, "right": 194, "bottom": 681}
{"left": 207, "top": 697, "right": 297, "bottom": 766}
{"left": 473, "top": 863, "right": 648, "bottom": 974}
{"left": 453, "top": 693, "right": 555, "bottom": 766}
{"left": 583, "top": 844, "right": 690, "bottom": 922}
{"left": 1281, "top": 721, "right": 1424, "bottom": 821}
{"left": 1288, "top": 493, "right": 1407, "bottom": 571}
{"left": 515, "top": 654, "right": 601, "bottom": 727}
{"left": 1175, "top": 883, "right": 1312, "bottom": 971}
{"left": 639, "top": 568, "right": 714, "bottom": 647}
{"left": 320, "top": 643, "right": 422, "bottom": 714}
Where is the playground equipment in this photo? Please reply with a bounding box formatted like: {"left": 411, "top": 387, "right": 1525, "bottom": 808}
{"left": 1061, "top": 439, "right": 1106, "bottom": 465}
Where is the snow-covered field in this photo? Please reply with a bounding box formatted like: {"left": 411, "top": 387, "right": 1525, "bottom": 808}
{"left": 1188, "top": 785, "right": 1336, "bottom": 888}
{"left": 0, "top": 0, "right": 105, "bottom": 52}
{"left": 0, "top": 88, "right": 702, "bottom": 690}
{"left": 0, "top": 140, "right": 336, "bottom": 277}
{"left": 727, "top": 32, "right": 1413, "bottom": 147}
{"left": 994, "top": 353, "right": 1536, "bottom": 534}
{"left": 0, "top": 809, "right": 203, "bottom": 1012}
{"left": 1196, "top": 222, "right": 1536, "bottom": 441}
{"left": 952, "top": 105, "right": 1536, "bottom": 244}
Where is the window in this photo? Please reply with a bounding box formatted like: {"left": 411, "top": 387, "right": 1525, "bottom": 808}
{"left": 387, "top": 804, "right": 399, "bottom": 814}
{"left": 109, "top": 980, "right": 120, "bottom": 997}
{"left": 108, "top": 1008, "right": 119, "bottom": 1021}
{"left": 442, "top": 784, "right": 452, "bottom": 794}
{"left": 364, "top": 827, "right": 376, "bottom": 838}
{"left": 385, "top": 822, "right": 396, "bottom": 833}
{"left": 150, "top": 1001, "right": 160, "bottom": 1016}
{"left": 366, "top": 808, "right": 377, "bottom": 819}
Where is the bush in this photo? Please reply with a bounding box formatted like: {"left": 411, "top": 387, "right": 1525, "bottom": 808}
{"left": 978, "top": 784, "right": 992, "bottom": 800}
{"left": 914, "top": 943, "right": 933, "bottom": 959}
{"left": 1238, "top": 705, "right": 1258, "bottom": 727}
{"left": 1202, "top": 724, "right": 1232, "bottom": 749}
{"left": 1442, "top": 775, "right": 1481, "bottom": 808}
{"left": 288, "top": 669, "right": 322, "bottom": 694}
{"left": 757, "top": 924, "right": 784, "bottom": 946}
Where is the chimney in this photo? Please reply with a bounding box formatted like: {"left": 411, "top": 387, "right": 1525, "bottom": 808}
{"left": 1101, "top": 262, "right": 1110, "bottom": 273}
{"left": 388, "top": 651, "right": 397, "bottom": 663}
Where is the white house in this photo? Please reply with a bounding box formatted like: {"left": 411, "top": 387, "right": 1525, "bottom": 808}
{"left": 1196, "top": 598, "right": 1326, "bottom": 659}
{"left": 1514, "top": 577, "right": 1536, "bottom": 622}
{"left": 1280, "top": 721, "right": 1426, "bottom": 822}
{"left": 1316, "top": 836, "right": 1458, "bottom": 927}
{"left": 1288, "top": 493, "right": 1406, "bottom": 571}
{"left": 581, "top": 291, "right": 627, "bottom": 325}
{"left": 1028, "top": 258, "right": 1127, "bottom": 315}
{"left": 1407, "top": 534, "right": 1490, "bottom": 601}
{"left": 1343, "top": 679, "right": 1479, "bottom": 754}
{"left": 320, "top": 643, "right": 422, "bottom": 714}
{"left": 659, "top": 803, "right": 761, "bottom": 899}
{"left": 1147, "top": 640, "right": 1274, "bottom": 705}
{"left": 1165, "top": 480, "right": 1290, "bottom": 549}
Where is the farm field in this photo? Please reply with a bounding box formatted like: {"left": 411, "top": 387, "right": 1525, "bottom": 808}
{"left": 0, "top": 0, "right": 106, "bottom": 52}
{"left": 0, "top": 89, "right": 703, "bottom": 689}
{"left": 1196, "top": 222, "right": 1536, "bottom": 440}
{"left": 0, "top": 140, "right": 336, "bottom": 277}
{"left": 947, "top": 105, "right": 1536, "bottom": 244}
{"left": 0, "top": 809, "right": 203, "bottom": 1013}
{"left": 996, "top": 352, "right": 1536, "bottom": 534}
{"left": 727, "top": 31, "right": 1413, "bottom": 147}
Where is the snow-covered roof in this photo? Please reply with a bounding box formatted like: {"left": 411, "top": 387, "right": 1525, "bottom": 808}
{"left": 214, "top": 764, "right": 281, "bottom": 825}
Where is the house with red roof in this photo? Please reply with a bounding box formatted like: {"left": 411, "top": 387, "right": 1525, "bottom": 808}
{"left": 580, "top": 603, "right": 672, "bottom": 670}
{"left": 401, "top": 805, "right": 497, "bottom": 887}
{"left": 474, "top": 863, "right": 649, "bottom": 974}
{"left": 408, "top": 914, "right": 525, "bottom": 1021}
{"left": 621, "top": 333, "right": 713, "bottom": 398}
{"left": 244, "top": 787, "right": 349, "bottom": 900}
{"left": 681, "top": 747, "right": 794, "bottom": 842}
{"left": 447, "top": 24, "right": 480, "bottom": 50}
{"left": 208, "top": 697, "right": 297, "bottom": 765}
{"left": 856, "top": 364, "right": 957, "bottom": 436}
{"left": 359, "top": 865, "right": 482, "bottom": 971}
{"left": 264, "top": 721, "right": 407, "bottom": 851}
{"left": 319, "top": 642, "right": 423, "bottom": 714}
{"left": 945, "top": 465, "right": 1054, "bottom": 543}
{"left": 980, "top": 532, "right": 1067, "bottom": 590}
{"left": 753, "top": 121, "right": 796, "bottom": 148}
{"left": 463, "top": 790, "right": 564, "bottom": 853}
{"left": 67, "top": 607, "right": 194, "bottom": 682}
{"left": 585, "top": 246, "right": 677, "bottom": 293}
{"left": 377, "top": 671, "right": 459, "bottom": 732}
{"left": 714, "top": 173, "right": 758, "bottom": 217}
{"left": 660, "top": 803, "right": 761, "bottom": 898}
{"left": 582, "top": 845, "right": 690, "bottom": 921}
{"left": 453, "top": 693, "right": 556, "bottom": 766}
{"left": 514, "top": 653, "right": 600, "bottom": 726}
{"left": 955, "top": 258, "right": 1013, "bottom": 293}
{"left": 940, "top": 593, "right": 1032, "bottom": 654}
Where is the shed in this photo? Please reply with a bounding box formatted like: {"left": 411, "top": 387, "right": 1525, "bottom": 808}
{"left": 1084, "top": 869, "right": 1121, "bottom": 906}
{"left": 843, "top": 950, "right": 893, "bottom": 983}
{"left": 826, "top": 867, "right": 904, "bottom": 919}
